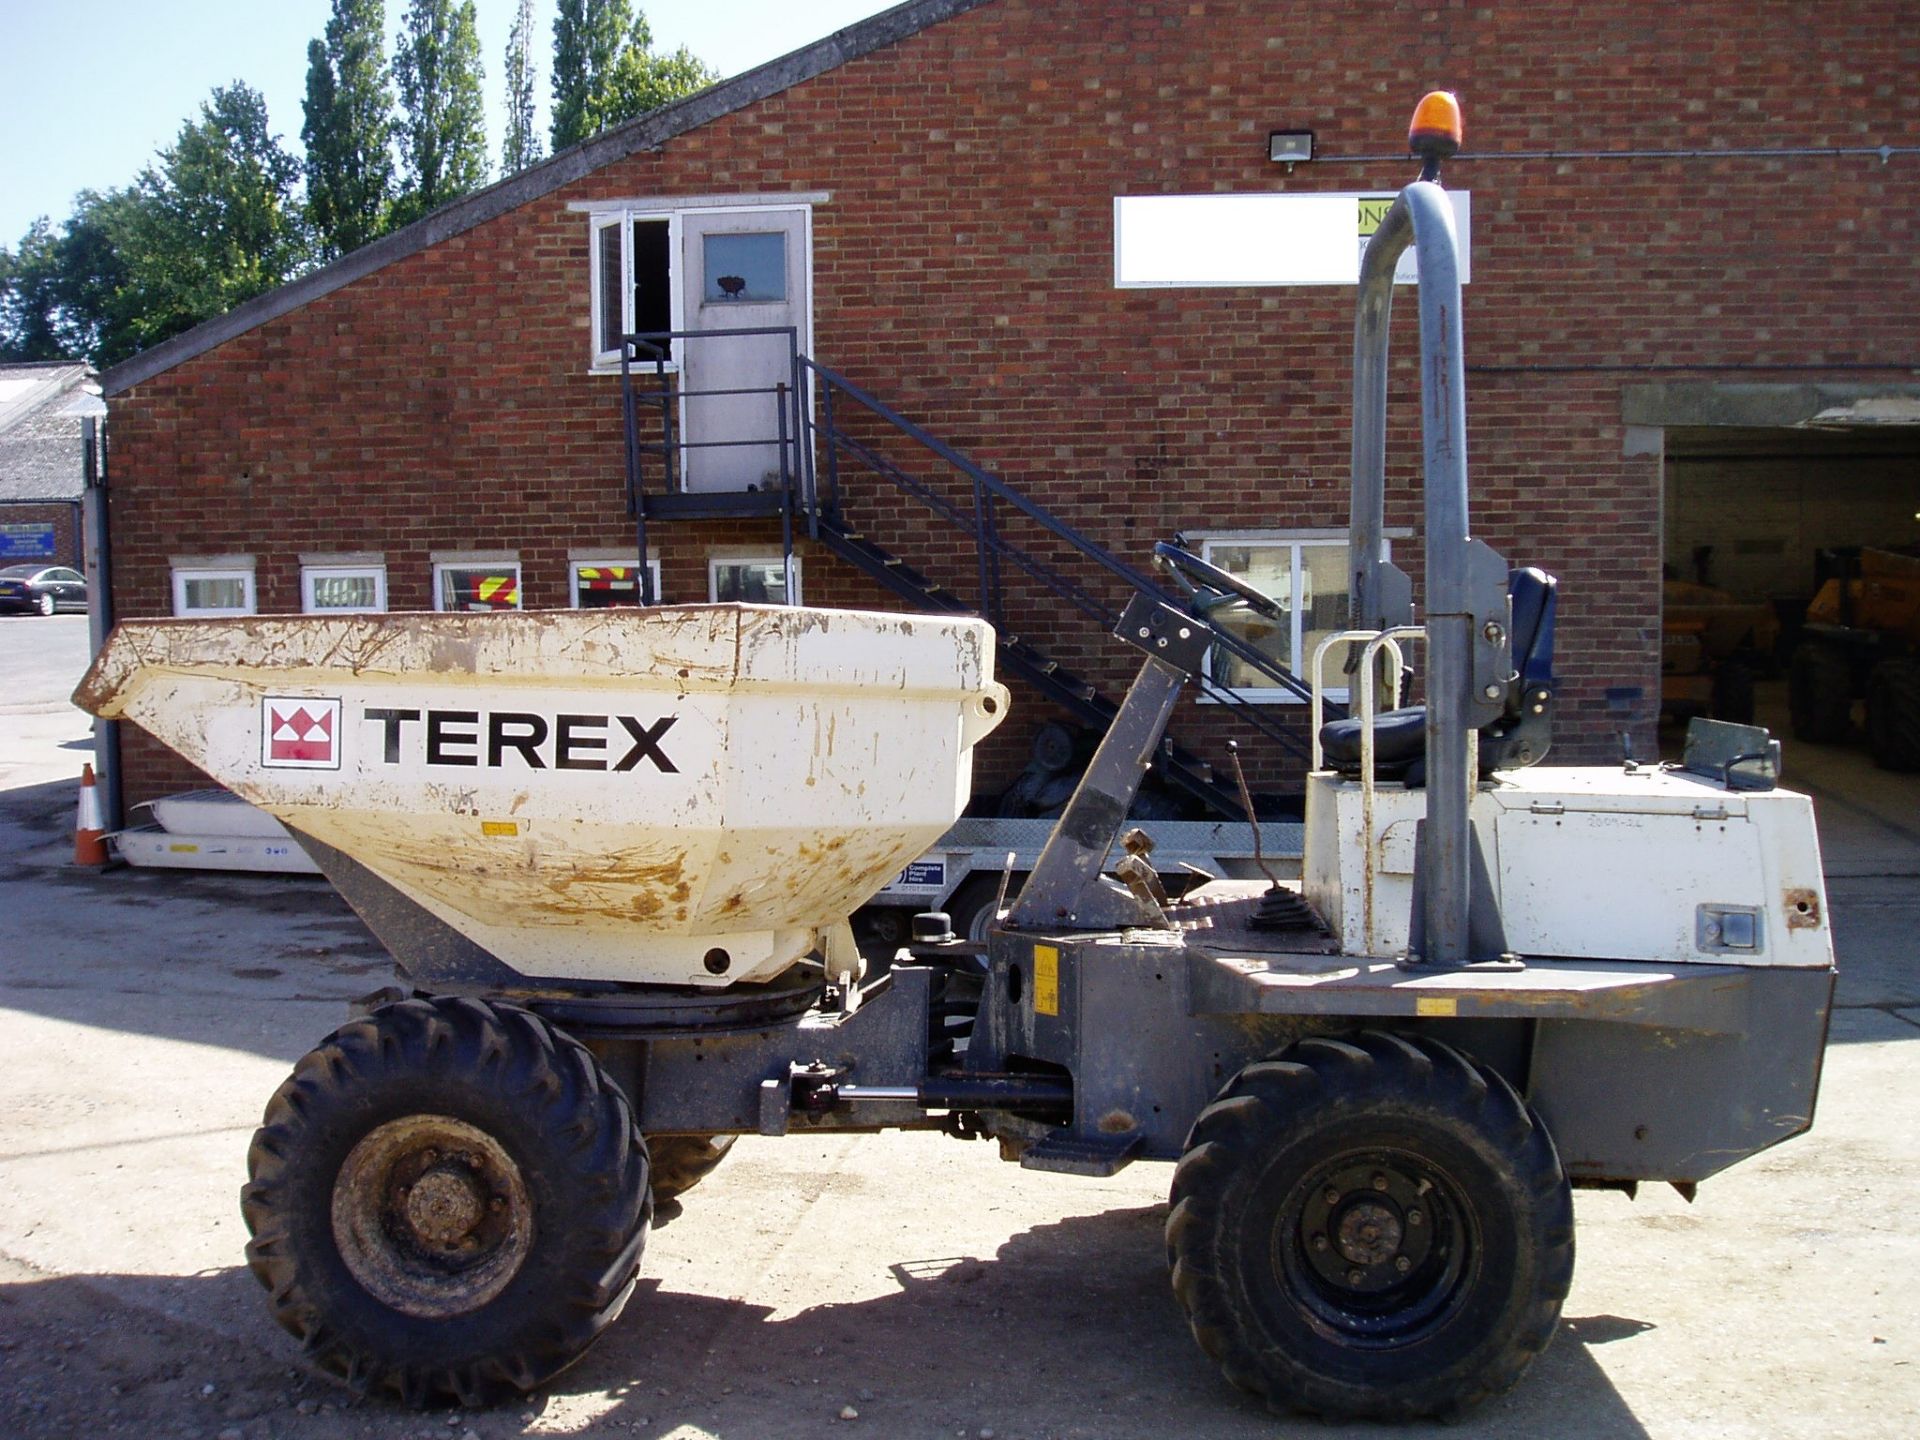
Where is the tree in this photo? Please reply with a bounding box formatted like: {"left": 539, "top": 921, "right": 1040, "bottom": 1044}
{"left": 393, "top": 0, "right": 489, "bottom": 225}
{"left": 0, "top": 221, "right": 64, "bottom": 361}
{"left": 49, "top": 190, "right": 146, "bottom": 367}
{"left": 303, "top": 0, "right": 394, "bottom": 259}
{"left": 551, "top": 2, "right": 715, "bottom": 151}
{"left": 120, "top": 84, "right": 308, "bottom": 350}
{"left": 602, "top": 39, "right": 718, "bottom": 125}
{"left": 502, "top": 0, "right": 541, "bottom": 174}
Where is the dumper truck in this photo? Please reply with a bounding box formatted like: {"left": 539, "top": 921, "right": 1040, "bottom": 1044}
{"left": 75, "top": 94, "right": 1834, "bottom": 1421}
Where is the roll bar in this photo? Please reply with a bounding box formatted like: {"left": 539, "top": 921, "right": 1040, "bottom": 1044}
{"left": 1348, "top": 108, "right": 1513, "bottom": 969}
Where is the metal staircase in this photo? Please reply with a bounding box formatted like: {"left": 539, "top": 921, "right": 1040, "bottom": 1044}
{"left": 619, "top": 328, "right": 1335, "bottom": 818}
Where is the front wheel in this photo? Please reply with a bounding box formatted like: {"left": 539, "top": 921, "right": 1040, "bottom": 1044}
{"left": 241, "top": 997, "right": 651, "bottom": 1406}
{"left": 1788, "top": 642, "right": 1852, "bottom": 743}
{"left": 1166, "top": 1031, "right": 1573, "bottom": 1420}
{"left": 1710, "top": 661, "right": 1755, "bottom": 725}
{"left": 1866, "top": 658, "right": 1920, "bottom": 771}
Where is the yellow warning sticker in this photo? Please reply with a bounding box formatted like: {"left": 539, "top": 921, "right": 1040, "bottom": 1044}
{"left": 1033, "top": 945, "right": 1060, "bottom": 1017}
{"left": 1415, "top": 996, "right": 1458, "bottom": 1017}
{"left": 481, "top": 820, "right": 519, "bottom": 837}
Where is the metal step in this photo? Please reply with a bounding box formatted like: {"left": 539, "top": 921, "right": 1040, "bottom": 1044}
{"left": 1019, "top": 1129, "right": 1144, "bottom": 1177}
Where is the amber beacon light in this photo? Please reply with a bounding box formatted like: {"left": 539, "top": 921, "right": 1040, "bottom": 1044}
{"left": 1409, "top": 90, "right": 1463, "bottom": 180}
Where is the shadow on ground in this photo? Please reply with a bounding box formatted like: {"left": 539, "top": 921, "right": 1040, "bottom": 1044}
{"left": 0, "top": 775, "right": 386, "bottom": 1064}
{"left": 0, "top": 1206, "right": 1655, "bottom": 1440}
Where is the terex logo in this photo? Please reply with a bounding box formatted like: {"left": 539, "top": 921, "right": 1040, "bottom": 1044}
{"left": 363, "top": 708, "right": 679, "bottom": 774}
{"left": 263, "top": 697, "right": 342, "bottom": 770}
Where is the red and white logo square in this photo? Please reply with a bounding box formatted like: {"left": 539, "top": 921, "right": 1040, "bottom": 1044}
{"left": 262, "top": 697, "right": 342, "bottom": 769}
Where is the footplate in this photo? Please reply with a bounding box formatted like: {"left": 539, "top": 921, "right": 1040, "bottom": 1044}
{"left": 1019, "top": 1129, "right": 1144, "bottom": 1177}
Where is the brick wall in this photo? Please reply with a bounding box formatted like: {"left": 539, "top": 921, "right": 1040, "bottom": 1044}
{"left": 104, "top": 0, "right": 1920, "bottom": 806}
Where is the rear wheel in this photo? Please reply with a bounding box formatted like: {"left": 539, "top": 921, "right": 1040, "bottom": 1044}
{"left": 1866, "top": 659, "right": 1920, "bottom": 771}
{"left": 37, "top": 593, "right": 55, "bottom": 616}
{"left": 1166, "top": 1031, "right": 1573, "bottom": 1420}
{"left": 242, "top": 996, "right": 650, "bottom": 1407}
{"left": 944, "top": 872, "right": 1019, "bottom": 944}
{"left": 646, "top": 1134, "right": 736, "bottom": 1204}
{"left": 1788, "top": 642, "right": 1852, "bottom": 743}
{"left": 1709, "top": 661, "right": 1755, "bottom": 725}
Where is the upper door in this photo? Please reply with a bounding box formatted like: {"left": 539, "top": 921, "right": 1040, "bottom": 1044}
{"left": 678, "top": 209, "right": 810, "bottom": 493}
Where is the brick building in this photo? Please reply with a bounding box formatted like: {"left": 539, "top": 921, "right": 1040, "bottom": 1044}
{"left": 96, "top": 0, "right": 1920, "bottom": 811}
{"left": 1, "top": 361, "right": 98, "bottom": 570}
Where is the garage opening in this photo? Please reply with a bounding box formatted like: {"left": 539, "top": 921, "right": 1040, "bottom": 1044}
{"left": 1662, "top": 424, "right": 1920, "bottom": 766}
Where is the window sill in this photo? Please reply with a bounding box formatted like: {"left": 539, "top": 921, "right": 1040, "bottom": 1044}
{"left": 590, "top": 359, "right": 681, "bottom": 377}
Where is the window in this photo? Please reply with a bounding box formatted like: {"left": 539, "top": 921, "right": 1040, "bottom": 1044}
{"left": 1194, "top": 533, "right": 1355, "bottom": 702}
{"left": 709, "top": 553, "right": 799, "bottom": 605}
{"left": 702, "top": 232, "right": 787, "bottom": 304}
{"left": 172, "top": 564, "right": 256, "bottom": 617}
{"left": 570, "top": 556, "right": 662, "bottom": 608}
{"left": 591, "top": 213, "right": 674, "bottom": 368}
{"left": 302, "top": 563, "right": 387, "bottom": 614}
{"left": 434, "top": 561, "right": 522, "bottom": 612}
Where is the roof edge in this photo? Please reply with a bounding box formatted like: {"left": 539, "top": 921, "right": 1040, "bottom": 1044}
{"left": 100, "top": 0, "right": 996, "bottom": 398}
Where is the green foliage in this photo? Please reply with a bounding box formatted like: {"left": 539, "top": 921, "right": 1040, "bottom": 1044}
{"left": 47, "top": 190, "right": 147, "bottom": 367}
{"left": 502, "top": 0, "right": 542, "bottom": 174}
{"left": 601, "top": 42, "right": 718, "bottom": 127}
{"left": 119, "top": 85, "right": 310, "bottom": 350}
{"left": 2, "top": 96, "right": 305, "bottom": 372}
{"left": 393, "top": 0, "right": 490, "bottom": 226}
{"left": 0, "top": 220, "right": 65, "bottom": 361}
{"left": 2, "top": 0, "right": 721, "bottom": 367}
{"left": 303, "top": 0, "right": 394, "bottom": 259}
{"left": 552, "top": 1, "right": 715, "bottom": 151}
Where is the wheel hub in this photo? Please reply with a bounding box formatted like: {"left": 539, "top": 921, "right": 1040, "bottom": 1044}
{"left": 1281, "top": 1149, "right": 1469, "bottom": 1341}
{"left": 1335, "top": 1200, "right": 1403, "bottom": 1267}
{"left": 332, "top": 1116, "right": 534, "bottom": 1319}
{"left": 403, "top": 1164, "right": 488, "bottom": 1247}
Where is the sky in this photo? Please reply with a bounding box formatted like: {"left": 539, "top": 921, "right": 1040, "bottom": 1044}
{"left": 0, "top": 1, "right": 902, "bottom": 246}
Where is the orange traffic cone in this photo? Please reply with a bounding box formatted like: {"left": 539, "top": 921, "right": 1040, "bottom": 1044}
{"left": 74, "top": 764, "right": 109, "bottom": 866}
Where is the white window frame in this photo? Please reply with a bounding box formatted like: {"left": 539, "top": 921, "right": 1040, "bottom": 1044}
{"left": 708, "top": 551, "right": 801, "bottom": 605}
{"left": 433, "top": 559, "right": 523, "bottom": 613}
{"left": 1190, "top": 529, "right": 1391, "bottom": 705}
{"left": 590, "top": 210, "right": 678, "bottom": 372}
{"left": 301, "top": 563, "right": 388, "bottom": 615}
{"left": 171, "top": 564, "right": 256, "bottom": 618}
{"left": 569, "top": 555, "right": 663, "bottom": 608}
{"left": 579, "top": 195, "right": 824, "bottom": 377}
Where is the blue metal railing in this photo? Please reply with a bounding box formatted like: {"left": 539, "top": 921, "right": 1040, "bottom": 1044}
{"left": 617, "top": 327, "right": 1329, "bottom": 763}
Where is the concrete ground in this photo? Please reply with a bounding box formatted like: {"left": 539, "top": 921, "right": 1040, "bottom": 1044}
{"left": 2, "top": 611, "right": 1916, "bottom": 1440}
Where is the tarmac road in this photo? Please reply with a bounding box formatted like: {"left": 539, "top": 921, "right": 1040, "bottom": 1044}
{"left": 2, "top": 612, "right": 1917, "bottom": 1439}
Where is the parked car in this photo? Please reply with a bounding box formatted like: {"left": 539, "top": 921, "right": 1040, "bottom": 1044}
{"left": 0, "top": 564, "right": 87, "bottom": 616}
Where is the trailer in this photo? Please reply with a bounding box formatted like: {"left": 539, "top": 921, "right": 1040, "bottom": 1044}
{"left": 75, "top": 94, "right": 1833, "bottom": 1421}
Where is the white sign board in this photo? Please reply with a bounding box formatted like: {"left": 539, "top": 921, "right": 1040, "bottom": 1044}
{"left": 1113, "top": 191, "right": 1472, "bottom": 288}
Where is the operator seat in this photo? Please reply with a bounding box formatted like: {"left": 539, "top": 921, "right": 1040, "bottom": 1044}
{"left": 1318, "top": 567, "right": 1558, "bottom": 781}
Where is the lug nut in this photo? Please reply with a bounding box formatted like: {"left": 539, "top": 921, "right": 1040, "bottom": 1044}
{"left": 1395, "top": 1255, "right": 1412, "bottom": 1274}
{"left": 1407, "top": 1208, "right": 1424, "bottom": 1227}
{"left": 1347, "top": 1268, "right": 1365, "bottom": 1285}
{"left": 1371, "top": 1173, "right": 1389, "bottom": 1191}
{"left": 1324, "top": 1187, "right": 1342, "bottom": 1206}
{"left": 1311, "top": 1233, "right": 1329, "bottom": 1252}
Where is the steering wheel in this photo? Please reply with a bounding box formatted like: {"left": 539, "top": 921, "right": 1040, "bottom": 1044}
{"left": 1153, "top": 542, "right": 1287, "bottom": 621}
